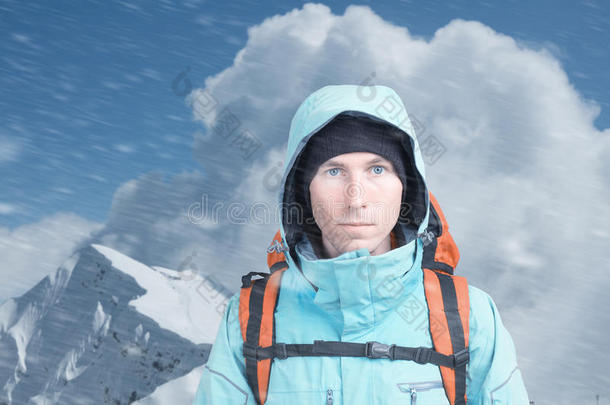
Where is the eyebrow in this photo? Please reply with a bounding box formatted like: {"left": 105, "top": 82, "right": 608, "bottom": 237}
{"left": 320, "top": 156, "right": 389, "bottom": 168}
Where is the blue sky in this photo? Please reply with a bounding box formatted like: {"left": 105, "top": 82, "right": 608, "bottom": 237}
{"left": 1, "top": 0, "right": 608, "bottom": 229}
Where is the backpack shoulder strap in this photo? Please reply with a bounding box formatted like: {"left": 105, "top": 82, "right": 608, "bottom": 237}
{"left": 422, "top": 268, "right": 470, "bottom": 405}
{"left": 423, "top": 191, "right": 460, "bottom": 274}
{"left": 238, "top": 269, "right": 287, "bottom": 404}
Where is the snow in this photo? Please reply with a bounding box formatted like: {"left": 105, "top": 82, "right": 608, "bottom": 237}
{"left": 135, "top": 323, "right": 143, "bottom": 340}
{"left": 57, "top": 301, "right": 111, "bottom": 383}
{"left": 49, "top": 252, "right": 79, "bottom": 288}
{"left": 0, "top": 243, "right": 223, "bottom": 404}
{"left": 91, "top": 244, "right": 227, "bottom": 344}
{"left": 0, "top": 298, "right": 18, "bottom": 334}
{"left": 133, "top": 364, "right": 205, "bottom": 405}
{"left": 92, "top": 301, "right": 111, "bottom": 334}
{"left": 29, "top": 391, "right": 62, "bottom": 405}
{"left": 8, "top": 302, "right": 40, "bottom": 373}
{"left": 61, "top": 348, "right": 88, "bottom": 382}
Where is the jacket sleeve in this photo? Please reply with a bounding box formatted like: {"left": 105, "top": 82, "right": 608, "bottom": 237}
{"left": 466, "top": 286, "right": 531, "bottom": 404}
{"left": 192, "top": 292, "right": 258, "bottom": 405}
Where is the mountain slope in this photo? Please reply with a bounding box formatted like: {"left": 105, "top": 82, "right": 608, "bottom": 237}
{"left": 0, "top": 244, "right": 228, "bottom": 405}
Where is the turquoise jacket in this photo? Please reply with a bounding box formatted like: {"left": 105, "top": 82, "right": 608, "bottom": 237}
{"left": 193, "top": 85, "right": 530, "bottom": 404}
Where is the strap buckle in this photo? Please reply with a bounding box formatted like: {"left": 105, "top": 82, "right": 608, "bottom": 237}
{"left": 241, "top": 271, "right": 269, "bottom": 288}
{"left": 453, "top": 347, "right": 470, "bottom": 367}
{"left": 365, "top": 341, "right": 396, "bottom": 360}
{"left": 413, "top": 347, "right": 432, "bottom": 364}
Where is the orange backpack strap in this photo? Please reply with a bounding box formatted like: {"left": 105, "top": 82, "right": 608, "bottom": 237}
{"left": 423, "top": 191, "right": 460, "bottom": 274}
{"left": 423, "top": 268, "right": 470, "bottom": 405}
{"left": 239, "top": 269, "right": 287, "bottom": 404}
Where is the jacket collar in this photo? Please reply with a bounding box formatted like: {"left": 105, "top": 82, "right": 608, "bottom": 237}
{"left": 292, "top": 229, "right": 424, "bottom": 335}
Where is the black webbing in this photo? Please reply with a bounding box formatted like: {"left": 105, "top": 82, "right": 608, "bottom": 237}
{"left": 436, "top": 272, "right": 467, "bottom": 405}
{"left": 269, "top": 260, "right": 288, "bottom": 273}
{"left": 242, "top": 340, "right": 469, "bottom": 369}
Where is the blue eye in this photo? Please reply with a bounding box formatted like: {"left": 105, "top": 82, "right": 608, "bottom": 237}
{"left": 327, "top": 168, "right": 341, "bottom": 176}
{"left": 372, "top": 165, "right": 385, "bottom": 175}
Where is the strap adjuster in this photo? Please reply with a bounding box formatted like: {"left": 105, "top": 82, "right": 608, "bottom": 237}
{"left": 413, "top": 347, "right": 432, "bottom": 364}
{"left": 241, "top": 271, "right": 269, "bottom": 288}
{"left": 453, "top": 347, "right": 470, "bottom": 367}
{"left": 275, "top": 343, "right": 288, "bottom": 360}
{"left": 365, "top": 341, "right": 396, "bottom": 360}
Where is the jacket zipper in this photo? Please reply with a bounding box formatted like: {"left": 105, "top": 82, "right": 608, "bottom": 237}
{"left": 326, "top": 388, "right": 333, "bottom": 405}
{"left": 397, "top": 381, "right": 444, "bottom": 405}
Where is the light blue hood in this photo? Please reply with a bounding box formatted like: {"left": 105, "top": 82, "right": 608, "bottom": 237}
{"left": 278, "top": 84, "right": 431, "bottom": 272}
{"left": 274, "top": 84, "right": 434, "bottom": 335}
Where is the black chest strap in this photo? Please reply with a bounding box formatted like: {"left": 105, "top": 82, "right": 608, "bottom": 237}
{"left": 243, "top": 339, "right": 469, "bottom": 369}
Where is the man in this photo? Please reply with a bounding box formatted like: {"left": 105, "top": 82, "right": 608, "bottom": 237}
{"left": 193, "top": 84, "right": 530, "bottom": 404}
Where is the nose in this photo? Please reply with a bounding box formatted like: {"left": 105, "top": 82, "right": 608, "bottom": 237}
{"left": 344, "top": 180, "right": 367, "bottom": 209}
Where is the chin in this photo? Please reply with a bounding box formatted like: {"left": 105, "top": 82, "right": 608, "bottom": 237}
{"left": 344, "top": 238, "right": 378, "bottom": 253}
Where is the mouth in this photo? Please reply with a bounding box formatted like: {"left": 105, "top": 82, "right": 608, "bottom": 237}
{"left": 339, "top": 223, "right": 375, "bottom": 227}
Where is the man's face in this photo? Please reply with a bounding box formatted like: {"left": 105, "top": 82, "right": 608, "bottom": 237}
{"left": 308, "top": 152, "right": 403, "bottom": 257}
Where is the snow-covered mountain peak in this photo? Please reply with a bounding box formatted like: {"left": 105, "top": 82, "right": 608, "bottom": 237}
{"left": 0, "top": 243, "right": 230, "bottom": 404}
{"left": 90, "top": 244, "right": 229, "bottom": 344}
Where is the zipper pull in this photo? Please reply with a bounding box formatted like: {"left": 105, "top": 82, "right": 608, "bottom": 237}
{"left": 397, "top": 381, "right": 443, "bottom": 402}
{"left": 326, "top": 389, "right": 333, "bottom": 405}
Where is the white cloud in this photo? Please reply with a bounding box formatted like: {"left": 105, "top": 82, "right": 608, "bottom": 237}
{"left": 86, "top": 170, "right": 235, "bottom": 288}
{"left": 0, "top": 212, "right": 103, "bottom": 301}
